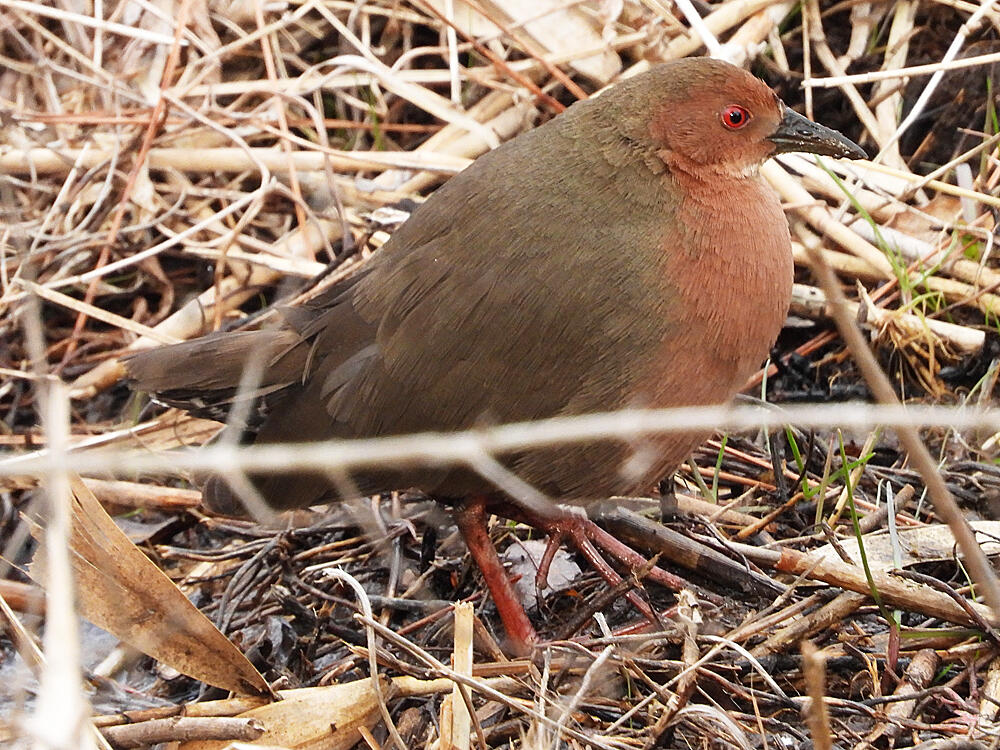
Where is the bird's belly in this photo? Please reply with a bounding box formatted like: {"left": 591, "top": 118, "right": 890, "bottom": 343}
{"left": 615, "top": 344, "right": 754, "bottom": 495}
{"left": 489, "top": 325, "right": 768, "bottom": 501}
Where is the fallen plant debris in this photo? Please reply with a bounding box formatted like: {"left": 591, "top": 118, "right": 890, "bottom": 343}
{"left": 5, "top": 0, "right": 1000, "bottom": 748}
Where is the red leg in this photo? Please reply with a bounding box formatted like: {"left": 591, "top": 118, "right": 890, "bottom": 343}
{"left": 453, "top": 497, "right": 537, "bottom": 655}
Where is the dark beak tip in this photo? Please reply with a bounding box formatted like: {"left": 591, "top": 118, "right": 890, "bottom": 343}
{"left": 835, "top": 141, "right": 868, "bottom": 160}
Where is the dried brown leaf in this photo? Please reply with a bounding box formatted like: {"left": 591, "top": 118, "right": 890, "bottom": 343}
{"left": 29, "top": 475, "right": 269, "bottom": 696}
{"left": 178, "top": 681, "right": 389, "bottom": 750}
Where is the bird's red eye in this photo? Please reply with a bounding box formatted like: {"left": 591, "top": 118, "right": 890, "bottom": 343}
{"left": 721, "top": 105, "right": 751, "bottom": 129}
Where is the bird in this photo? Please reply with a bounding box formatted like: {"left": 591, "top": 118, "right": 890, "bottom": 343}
{"left": 125, "top": 57, "right": 865, "bottom": 653}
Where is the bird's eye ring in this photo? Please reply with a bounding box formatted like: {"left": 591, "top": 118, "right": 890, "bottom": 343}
{"left": 721, "top": 105, "right": 751, "bottom": 130}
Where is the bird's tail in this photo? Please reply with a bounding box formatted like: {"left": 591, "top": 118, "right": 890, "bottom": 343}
{"left": 122, "top": 329, "right": 306, "bottom": 419}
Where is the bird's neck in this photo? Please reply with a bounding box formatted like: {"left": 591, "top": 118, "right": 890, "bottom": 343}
{"left": 656, "top": 148, "right": 762, "bottom": 183}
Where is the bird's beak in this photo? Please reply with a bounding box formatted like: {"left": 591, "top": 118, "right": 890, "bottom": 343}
{"left": 768, "top": 106, "right": 866, "bottom": 160}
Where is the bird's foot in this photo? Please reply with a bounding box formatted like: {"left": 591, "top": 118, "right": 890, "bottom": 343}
{"left": 533, "top": 510, "right": 657, "bottom": 622}
{"left": 453, "top": 497, "right": 692, "bottom": 655}
{"left": 528, "top": 507, "right": 688, "bottom": 626}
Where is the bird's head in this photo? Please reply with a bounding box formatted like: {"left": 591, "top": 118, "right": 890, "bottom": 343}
{"left": 625, "top": 58, "right": 865, "bottom": 178}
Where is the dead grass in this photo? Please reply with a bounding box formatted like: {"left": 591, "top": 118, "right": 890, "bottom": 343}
{"left": 4, "top": 0, "right": 1000, "bottom": 748}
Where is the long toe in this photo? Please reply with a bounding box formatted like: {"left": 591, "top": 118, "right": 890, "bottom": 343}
{"left": 500, "top": 503, "right": 676, "bottom": 628}
{"left": 579, "top": 518, "right": 691, "bottom": 592}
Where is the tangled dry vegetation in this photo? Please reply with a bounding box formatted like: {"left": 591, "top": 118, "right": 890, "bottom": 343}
{"left": 4, "top": 0, "right": 1000, "bottom": 748}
